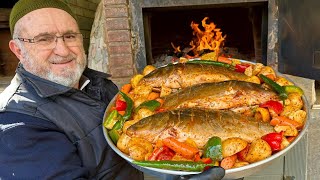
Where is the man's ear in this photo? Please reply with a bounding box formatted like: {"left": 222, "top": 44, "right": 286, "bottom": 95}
{"left": 9, "top": 40, "right": 23, "bottom": 60}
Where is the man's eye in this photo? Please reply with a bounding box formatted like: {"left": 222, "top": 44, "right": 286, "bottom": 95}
{"left": 64, "top": 34, "right": 77, "bottom": 39}
{"left": 36, "top": 35, "right": 55, "bottom": 42}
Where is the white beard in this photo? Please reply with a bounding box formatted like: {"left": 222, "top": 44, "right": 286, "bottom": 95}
{"left": 20, "top": 45, "right": 87, "bottom": 87}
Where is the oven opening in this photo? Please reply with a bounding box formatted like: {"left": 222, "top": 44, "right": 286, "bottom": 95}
{"left": 142, "top": 2, "right": 268, "bottom": 67}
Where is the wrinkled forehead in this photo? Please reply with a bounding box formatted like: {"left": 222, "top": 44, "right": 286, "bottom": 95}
{"left": 16, "top": 8, "right": 79, "bottom": 37}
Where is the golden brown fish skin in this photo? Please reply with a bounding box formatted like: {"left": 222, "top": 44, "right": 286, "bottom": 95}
{"left": 138, "top": 63, "right": 249, "bottom": 89}
{"left": 162, "top": 80, "right": 279, "bottom": 110}
{"left": 126, "top": 108, "right": 275, "bottom": 148}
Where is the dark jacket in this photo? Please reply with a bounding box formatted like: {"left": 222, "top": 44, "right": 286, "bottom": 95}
{"left": 0, "top": 64, "right": 143, "bottom": 180}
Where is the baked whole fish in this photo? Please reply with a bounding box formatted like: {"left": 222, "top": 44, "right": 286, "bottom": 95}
{"left": 126, "top": 108, "right": 275, "bottom": 148}
{"left": 162, "top": 80, "right": 279, "bottom": 110}
{"left": 138, "top": 63, "right": 249, "bottom": 89}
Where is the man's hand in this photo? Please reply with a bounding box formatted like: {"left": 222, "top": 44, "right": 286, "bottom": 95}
{"left": 178, "top": 166, "right": 225, "bottom": 180}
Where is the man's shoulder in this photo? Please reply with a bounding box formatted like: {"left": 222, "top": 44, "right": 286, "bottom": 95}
{"left": 83, "top": 67, "right": 111, "bottom": 79}
{"left": 83, "top": 68, "right": 119, "bottom": 102}
{"left": 83, "top": 67, "right": 118, "bottom": 90}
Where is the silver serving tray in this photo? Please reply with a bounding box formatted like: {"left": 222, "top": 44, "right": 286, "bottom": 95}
{"left": 102, "top": 61, "right": 310, "bottom": 179}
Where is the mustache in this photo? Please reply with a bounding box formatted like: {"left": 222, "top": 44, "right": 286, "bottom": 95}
{"left": 49, "top": 54, "right": 76, "bottom": 64}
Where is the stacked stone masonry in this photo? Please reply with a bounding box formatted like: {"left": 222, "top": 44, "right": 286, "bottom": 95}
{"left": 104, "top": 0, "right": 135, "bottom": 81}
{"left": 63, "top": 0, "right": 101, "bottom": 52}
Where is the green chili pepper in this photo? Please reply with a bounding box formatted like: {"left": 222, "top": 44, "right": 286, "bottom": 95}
{"left": 119, "top": 91, "right": 133, "bottom": 121}
{"left": 108, "top": 115, "right": 124, "bottom": 144}
{"left": 259, "top": 74, "right": 288, "bottom": 100}
{"left": 111, "top": 117, "right": 124, "bottom": 130}
{"left": 135, "top": 100, "right": 161, "bottom": 112}
{"left": 104, "top": 110, "right": 121, "bottom": 130}
{"left": 186, "top": 60, "right": 233, "bottom": 69}
{"left": 133, "top": 160, "right": 216, "bottom": 172}
{"left": 203, "top": 136, "right": 223, "bottom": 161}
{"left": 284, "top": 85, "right": 304, "bottom": 96}
{"left": 108, "top": 129, "right": 121, "bottom": 144}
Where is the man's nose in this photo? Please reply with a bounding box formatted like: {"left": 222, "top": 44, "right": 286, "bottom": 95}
{"left": 53, "top": 37, "right": 70, "bottom": 56}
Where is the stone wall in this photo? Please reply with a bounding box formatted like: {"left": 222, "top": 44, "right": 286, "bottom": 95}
{"left": 65, "top": 0, "right": 101, "bottom": 53}
{"left": 105, "top": 0, "right": 134, "bottom": 84}
{"left": 88, "top": 0, "right": 135, "bottom": 86}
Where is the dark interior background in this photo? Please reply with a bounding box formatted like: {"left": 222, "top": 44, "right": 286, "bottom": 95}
{"left": 143, "top": 2, "right": 268, "bottom": 64}
{"left": 279, "top": 0, "right": 320, "bottom": 81}
{"left": 0, "top": 0, "right": 17, "bottom": 8}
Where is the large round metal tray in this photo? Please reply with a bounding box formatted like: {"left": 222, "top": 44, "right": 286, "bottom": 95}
{"left": 102, "top": 62, "right": 310, "bottom": 179}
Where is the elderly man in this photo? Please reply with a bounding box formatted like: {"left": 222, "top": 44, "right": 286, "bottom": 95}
{"left": 0, "top": 0, "right": 143, "bottom": 179}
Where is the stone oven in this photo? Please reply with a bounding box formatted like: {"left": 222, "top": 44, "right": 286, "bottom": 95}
{"left": 89, "top": 0, "right": 320, "bottom": 86}
{"left": 89, "top": 0, "right": 280, "bottom": 86}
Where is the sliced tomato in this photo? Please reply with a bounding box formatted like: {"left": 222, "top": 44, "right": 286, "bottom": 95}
{"left": 157, "top": 148, "right": 175, "bottom": 160}
{"left": 115, "top": 99, "right": 127, "bottom": 111}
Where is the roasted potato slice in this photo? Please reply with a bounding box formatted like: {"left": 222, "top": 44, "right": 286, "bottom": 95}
{"left": 129, "top": 145, "right": 148, "bottom": 161}
{"left": 258, "top": 66, "right": 276, "bottom": 78}
{"left": 287, "top": 93, "right": 303, "bottom": 109}
{"left": 252, "top": 63, "right": 264, "bottom": 76}
{"left": 142, "top": 65, "right": 156, "bottom": 76}
{"left": 135, "top": 108, "right": 155, "bottom": 121}
{"left": 255, "top": 107, "right": 271, "bottom": 122}
{"left": 233, "top": 161, "right": 250, "bottom": 168}
{"left": 123, "top": 119, "right": 139, "bottom": 134}
{"left": 222, "top": 137, "right": 248, "bottom": 158}
{"left": 288, "top": 110, "right": 307, "bottom": 124}
{"left": 245, "top": 75, "right": 261, "bottom": 84}
{"left": 127, "top": 137, "right": 153, "bottom": 153}
{"left": 133, "top": 85, "right": 153, "bottom": 98}
{"left": 245, "top": 139, "right": 272, "bottom": 163}
{"left": 281, "top": 105, "right": 300, "bottom": 117}
{"left": 117, "top": 134, "right": 131, "bottom": 154}
{"left": 274, "top": 125, "right": 298, "bottom": 136}
{"left": 275, "top": 77, "right": 294, "bottom": 86}
{"left": 131, "top": 74, "right": 144, "bottom": 88}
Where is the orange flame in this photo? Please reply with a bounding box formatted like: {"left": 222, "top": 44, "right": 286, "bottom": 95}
{"left": 190, "top": 17, "right": 226, "bottom": 56}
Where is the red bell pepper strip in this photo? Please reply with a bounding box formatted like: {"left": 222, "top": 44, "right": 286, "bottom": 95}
{"left": 148, "top": 146, "right": 175, "bottom": 161}
{"left": 194, "top": 154, "right": 213, "bottom": 164}
{"left": 262, "top": 132, "right": 283, "bottom": 151}
{"left": 115, "top": 99, "right": 127, "bottom": 111}
{"left": 201, "top": 158, "right": 213, "bottom": 164}
{"left": 157, "top": 148, "right": 175, "bottom": 161}
{"left": 148, "top": 146, "right": 166, "bottom": 161}
{"left": 235, "top": 64, "right": 250, "bottom": 73}
{"left": 259, "top": 100, "right": 283, "bottom": 114}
